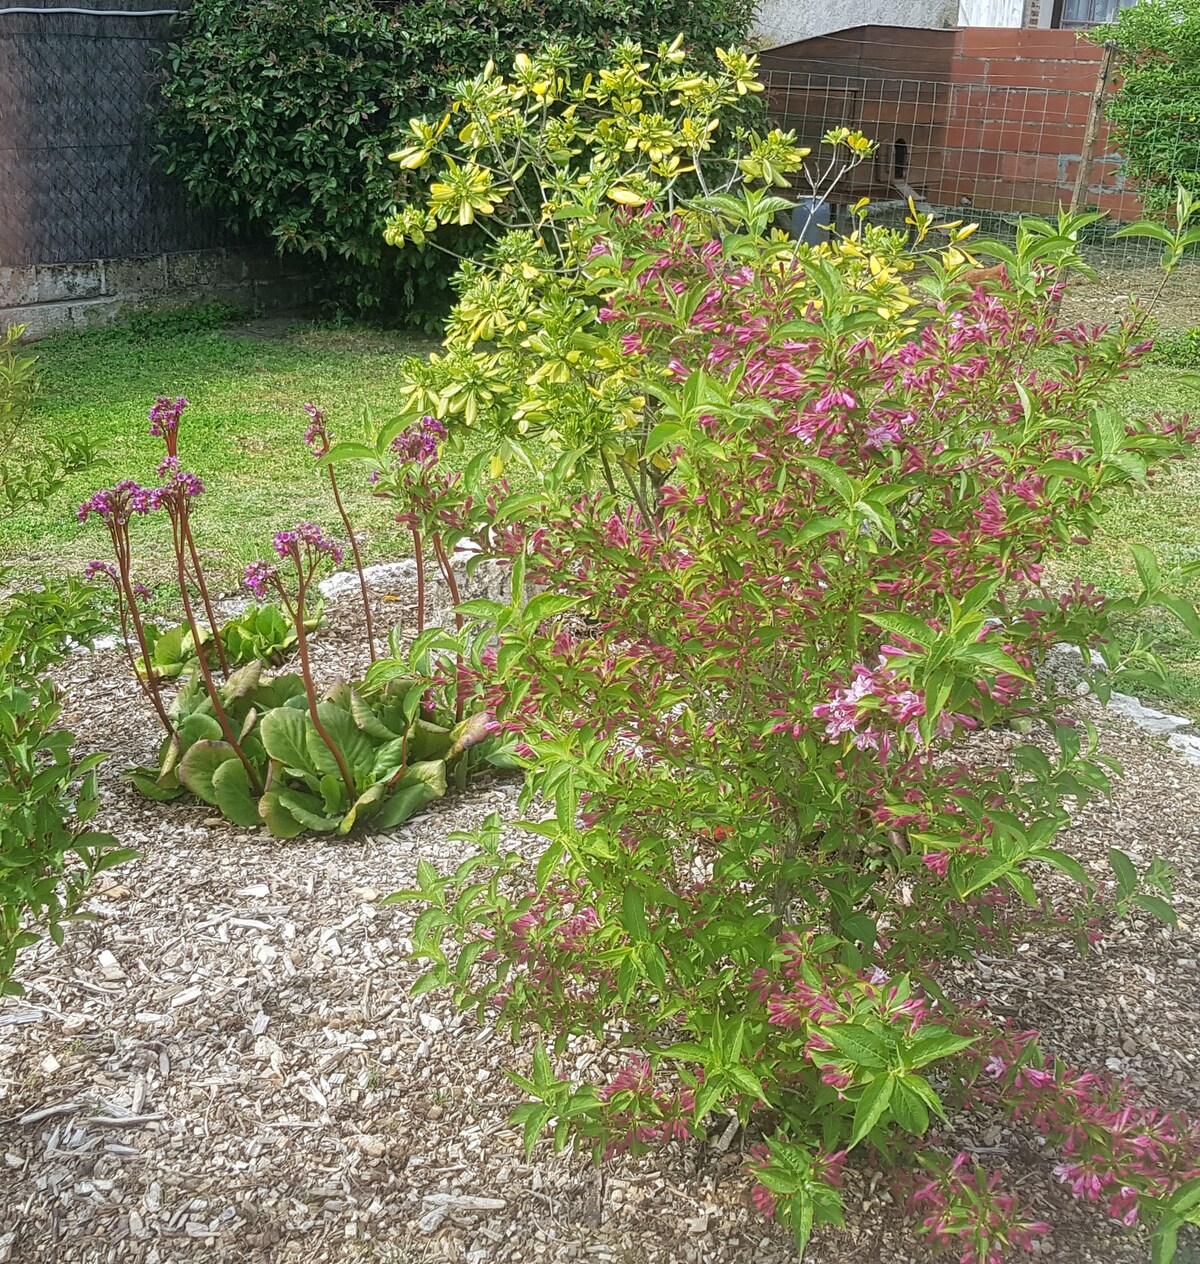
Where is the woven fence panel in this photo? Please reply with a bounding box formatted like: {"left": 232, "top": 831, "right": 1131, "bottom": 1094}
{"left": 0, "top": 3, "right": 229, "bottom": 267}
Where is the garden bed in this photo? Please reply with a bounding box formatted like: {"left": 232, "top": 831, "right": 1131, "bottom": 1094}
{"left": 0, "top": 578, "right": 1196, "bottom": 1264}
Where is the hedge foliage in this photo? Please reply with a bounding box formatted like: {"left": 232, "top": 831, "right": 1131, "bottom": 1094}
{"left": 156, "top": 0, "right": 755, "bottom": 324}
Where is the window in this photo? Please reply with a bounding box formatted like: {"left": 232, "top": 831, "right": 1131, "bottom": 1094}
{"left": 1052, "top": 0, "right": 1136, "bottom": 28}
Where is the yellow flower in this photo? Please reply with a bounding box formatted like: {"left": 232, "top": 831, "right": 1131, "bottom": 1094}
{"left": 606, "top": 186, "right": 648, "bottom": 206}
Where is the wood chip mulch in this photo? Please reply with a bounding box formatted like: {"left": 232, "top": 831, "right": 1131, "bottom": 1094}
{"left": 1, "top": 577, "right": 1197, "bottom": 1264}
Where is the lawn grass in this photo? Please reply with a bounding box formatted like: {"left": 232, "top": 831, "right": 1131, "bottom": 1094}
{"left": 3, "top": 310, "right": 1200, "bottom": 714}
{"left": 1057, "top": 368, "right": 1200, "bottom": 718}
{"left": 0, "top": 312, "right": 441, "bottom": 589}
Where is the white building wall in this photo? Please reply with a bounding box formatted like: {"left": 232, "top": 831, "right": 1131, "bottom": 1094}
{"left": 957, "top": 0, "right": 1023, "bottom": 24}
{"left": 752, "top": 0, "right": 960, "bottom": 49}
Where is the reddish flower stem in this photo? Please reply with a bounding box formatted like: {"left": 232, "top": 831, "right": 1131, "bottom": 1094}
{"left": 431, "top": 535, "right": 466, "bottom": 721}
{"left": 182, "top": 522, "right": 230, "bottom": 677}
{"left": 171, "top": 514, "right": 260, "bottom": 794}
{"left": 413, "top": 528, "right": 426, "bottom": 635}
{"left": 327, "top": 464, "right": 376, "bottom": 661}
{"left": 108, "top": 521, "right": 174, "bottom": 736}
{"left": 290, "top": 572, "right": 358, "bottom": 803}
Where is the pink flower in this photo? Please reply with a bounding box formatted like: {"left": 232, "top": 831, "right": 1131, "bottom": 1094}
{"left": 923, "top": 851, "right": 951, "bottom": 878}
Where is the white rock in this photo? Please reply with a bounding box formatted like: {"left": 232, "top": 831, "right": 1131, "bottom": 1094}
{"left": 1104, "top": 691, "right": 1192, "bottom": 736}
{"left": 235, "top": 883, "right": 270, "bottom": 898}
{"left": 418, "top": 1012, "right": 443, "bottom": 1035}
{"left": 319, "top": 561, "right": 416, "bottom": 600}
{"left": 417, "top": 1207, "right": 447, "bottom": 1234}
{"left": 1168, "top": 732, "right": 1200, "bottom": 766}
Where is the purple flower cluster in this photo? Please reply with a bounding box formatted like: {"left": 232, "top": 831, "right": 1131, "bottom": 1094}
{"left": 149, "top": 461, "right": 206, "bottom": 509}
{"left": 83, "top": 560, "right": 118, "bottom": 584}
{"left": 391, "top": 414, "right": 447, "bottom": 466}
{"left": 272, "top": 521, "right": 344, "bottom": 564}
{"left": 303, "top": 403, "right": 330, "bottom": 456}
{"left": 243, "top": 560, "right": 279, "bottom": 600}
{"left": 77, "top": 480, "right": 153, "bottom": 524}
{"left": 148, "top": 395, "right": 188, "bottom": 438}
{"left": 83, "top": 561, "right": 148, "bottom": 602}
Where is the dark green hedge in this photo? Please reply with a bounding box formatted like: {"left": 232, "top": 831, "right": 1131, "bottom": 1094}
{"left": 156, "top": 0, "right": 755, "bottom": 326}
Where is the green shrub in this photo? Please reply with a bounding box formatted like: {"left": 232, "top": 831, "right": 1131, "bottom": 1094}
{"left": 155, "top": 0, "right": 756, "bottom": 324}
{"left": 1101, "top": 0, "right": 1200, "bottom": 213}
{"left": 0, "top": 325, "right": 96, "bottom": 516}
{"left": 383, "top": 43, "right": 1200, "bottom": 1263}
{"left": 0, "top": 581, "right": 132, "bottom": 994}
{"left": 1150, "top": 322, "right": 1200, "bottom": 366}
{"left": 0, "top": 328, "right": 129, "bottom": 992}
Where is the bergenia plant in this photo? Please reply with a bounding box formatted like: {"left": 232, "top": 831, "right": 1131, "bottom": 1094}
{"left": 303, "top": 403, "right": 377, "bottom": 661}
{"left": 153, "top": 459, "right": 258, "bottom": 792}
{"left": 147, "top": 398, "right": 229, "bottom": 676}
{"left": 245, "top": 522, "right": 352, "bottom": 797}
{"left": 77, "top": 482, "right": 172, "bottom": 734}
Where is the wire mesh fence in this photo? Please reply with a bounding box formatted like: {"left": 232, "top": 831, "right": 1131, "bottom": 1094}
{"left": 0, "top": 4, "right": 227, "bottom": 269}
{"left": 762, "top": 67, "right": 1200, "bottom": 325}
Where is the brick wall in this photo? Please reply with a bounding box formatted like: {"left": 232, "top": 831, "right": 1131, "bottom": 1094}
{"left": 762, "top": 25, "right": 1140, "bottom": 221}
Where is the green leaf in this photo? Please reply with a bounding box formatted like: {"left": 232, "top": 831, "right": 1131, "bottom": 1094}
{"left": 790, "top": 1188, "right": 815, "bottom": 1257}
{"left": 794, "top": 514, "right": 844, "bottom": 546}
{"left": 221, "top": 661, "right": 264, "bottom": 701}
{"left": 905, "top": 1025, "right": 976, "bottom": 1069}
{"left": 150, "top": 624, "right": 187, "bottom": 667}
{"left": 377, "top": 761, "right": 447, "bottom": 828}
{"left": 260, "top": 706, "right": 312, "bottom": 773}
{"left": 523, "top": 592, "right": 582, "bottom": 625}
{"left": 455, "top": 598, "right": 509, "bottom": 620}
{"left": 350, "top": 689, "right": 400, "bottom": 740}
{"left": 177, "top": 740, "right": 239, "bottom": 806}
{"left": 849, "top": 1074, "right": 894, "bottom": 1147}
{"left": 621, "top": 887, "right": 649, "bottom": 942}
{"left": 888, "top": 1076, "right": 930, "bottom": 1135}
{"left": 1132, "top": 892, "right": 1178, "bottom": 927}
{"left": 519, "top": 1103, "right": 554, "bottom": 1160}
{"left": 211, "top": 757, "right": 260, "bottom": 828}
{"left": 1035, "top": 847, "right": 1090, "bottom": 887}
{"left": 1130, "top": 542, "right": 1162, "bottom": 596}
{"left": 373, "top": 737, "right": 409, "bottom": 779}
{"left": 276, "top": 788, "right": 341, "bottom": 832}
{"left": 123, "top": 769, "right": 185, "bottom": 802}
{"left": 323, "top": 440, "right": 378, "bottom": 463}
{"left": 258, "top": 788, "right": 306, "bottom": 839}
{"left": 1108, "top": 847, "right": 1138, "bottom": 899}
{"left": 724, "top": 1064, "right": 768, "bottom": 1102}
{"left": 1150, "top": 1216, "right": 1179, "bottom": 1264}
{"left": 798, "top": 456, "right": 855, "bottom": 506}
{"left": 338, "top": 781, "right": 387, "bottom": 835}
{"left": 862, "top": 610, "right": 933, "bottom": 649}
{"left": 645, "top": 420, "right": 686, "bottom": 454}
{"left": 1156, "top": 593, "right": 1200, "bottom": 642}
{"left": 820, "top": 1025, "right": 886, "bottom": 1070}
{"left": 1166, "top": 1174, "right": 1200, "bottom": 1216}
{"left": 306, "top": 702, "right": 375, "bottom": 780}
{"left": 410, "top": 719, "right": 453, "bottom": 761}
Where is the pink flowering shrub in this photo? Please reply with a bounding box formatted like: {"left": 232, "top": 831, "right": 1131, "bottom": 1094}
{"left": 379, "top": 49, "right": 1200, "bottom": 1258}
{"left": 391, "top": 176, "right": 1200, "bottom": 1262}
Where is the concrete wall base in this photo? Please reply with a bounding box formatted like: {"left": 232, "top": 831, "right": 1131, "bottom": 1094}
{"left": 0, "top": 248, "right": 312, "bottom": 340}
